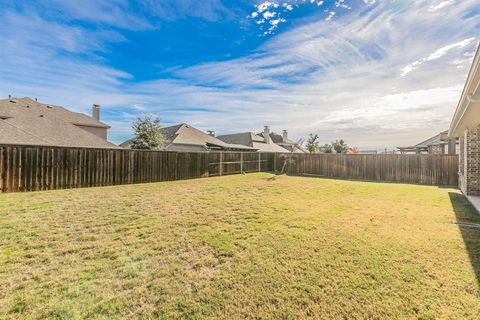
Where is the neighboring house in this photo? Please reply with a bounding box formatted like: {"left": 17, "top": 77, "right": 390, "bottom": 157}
{"left": 258, "top": 130, "right": 306, "bottom": 153}
{"left": 449, "top": 43, "right": 480, "bottom": 196}
{"left": 120, "top": 123, "right": 256, "bottom": 152}
{"left": 397, "top": 130, "right": 456, "bottom": 154}
{"left": 0, "top": 97, "right": 118, "bottom": 148}
{"left": 217, "top": 126, "right": 291, "bottom": 153}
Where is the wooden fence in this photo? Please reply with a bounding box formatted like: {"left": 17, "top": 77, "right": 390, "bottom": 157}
{"left": 0, "top": 145, "right": 275, "bottom": 193}
{"left": 0, "top": 145, "right": 459, "bottom": 193}
{"left": 277, "top": 153, "right": 459, "bottom": 186}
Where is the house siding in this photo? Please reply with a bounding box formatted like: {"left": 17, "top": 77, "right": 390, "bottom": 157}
{"left": 76, "top": 125, "right": 108, "bottom": 140}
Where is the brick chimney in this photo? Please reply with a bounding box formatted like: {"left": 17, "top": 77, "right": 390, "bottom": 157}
{"left": 264, "top": 126, "right": 271, "bottom": 144}
{"left": 92, "top": 104, "right": 100, "bottom": 121}
{"left": 282, "top": 130, "right": 288, "bottom": 143}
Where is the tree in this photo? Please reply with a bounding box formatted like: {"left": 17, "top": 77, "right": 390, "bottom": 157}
{"left": 322, "top": 143, "right": 334, "bottom": 153}
{"left": 332, "top": 139, "right": 349, "bottom": 154}
{"left": 130, "top": 114, "right": 165, "bottom": 150}
{"left": 305, "top": 133, "right": 320, "bottom": 153}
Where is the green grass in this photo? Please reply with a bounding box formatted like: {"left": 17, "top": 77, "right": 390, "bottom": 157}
{"left": 0, "top": 173, "right": 479, "bottom": 319}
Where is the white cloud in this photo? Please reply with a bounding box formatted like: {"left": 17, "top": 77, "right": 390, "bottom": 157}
{"left": 429, "top": 0, "right": 456, "bottom": 12}
{"left": 263, "top": 11, "right": 277, "bottom": 19}
{"left": 249, "top": 0, "right": 352, "bottom": 35}
{"left": 401, "top": 37, "right": 476, "bottom": 76}
{"left": 335, "top": 0, "right": 351, "bottom": 10}
{"left": 326, "top": 11, "right": 336, "bottom": 21}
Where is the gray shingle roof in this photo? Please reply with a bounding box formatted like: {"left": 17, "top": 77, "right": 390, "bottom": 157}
{"left": 0, "top": 97, "right": 118, "bottom": 149}
{"left": 413, "top": 131, "right": 448, "bottom": 148}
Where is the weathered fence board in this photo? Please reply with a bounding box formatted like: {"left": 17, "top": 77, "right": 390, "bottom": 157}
{"left": 0, "top": 145, "right": 275, "bottom": 193}
{"left": 276, "top": 153, "right": 458, "bottom": 186}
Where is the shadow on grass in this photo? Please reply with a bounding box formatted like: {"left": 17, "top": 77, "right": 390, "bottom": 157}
{"left": 449, "top": 192, "right": 480, "bottom": 287}
{"left": 280, "top": 172, "right": 457, "bottom": 188}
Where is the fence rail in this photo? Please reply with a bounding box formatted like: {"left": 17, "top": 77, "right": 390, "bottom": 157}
{"left": 276, "top": 153, "right": 459, "bottom": 186}
{"left": 0, "top": 145, "right": 274, "bottom": 193}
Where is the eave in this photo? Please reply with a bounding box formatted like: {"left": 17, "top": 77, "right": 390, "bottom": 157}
{"left": 449, "top": 43, "right": 480, "bottom": 137}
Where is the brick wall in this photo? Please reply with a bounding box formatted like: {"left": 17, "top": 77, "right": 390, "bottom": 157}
{"left": 462, "top": 125, "right": 480, "bottom": 195}
{"left": 428, "top": 144, "right": 444, "bottom": 154}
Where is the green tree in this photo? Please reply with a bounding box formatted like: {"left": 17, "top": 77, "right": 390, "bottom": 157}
{"left": 332, "top": 139, "right": 349, "bottom": 154}
{"left": 130, "top": 114, "right": 165, "bottom": 150}
{"left": 322, "top": 143, "right": 334, "bottom": 153}
{"left": 305, "top": 133, "right": 320, "bottom": 153}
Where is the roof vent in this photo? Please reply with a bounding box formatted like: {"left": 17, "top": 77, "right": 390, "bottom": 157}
{"left": 46, "top": 105, "right": 53, "bottom": 108}
{"left": 207, "top": 130, "right": 215, "bottom": 137}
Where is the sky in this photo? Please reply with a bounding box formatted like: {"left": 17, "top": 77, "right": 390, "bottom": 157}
{"left": 1, "top": 0, "right": 479, "bottom": 149}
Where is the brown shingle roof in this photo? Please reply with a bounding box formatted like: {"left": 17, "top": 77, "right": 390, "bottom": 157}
{"left": 120, "top": 123, "right": 256, "bottom": 151}
{"left": 257, "top": 131, "right": 307, "bottom": 153}
{"left": 0, "top": 97, "right": 118, "bottom": 149}
{"left": 217, "top": 132, "right": 290, "bottom": 153}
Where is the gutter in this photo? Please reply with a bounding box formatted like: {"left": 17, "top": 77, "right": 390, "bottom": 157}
{"left": 73, "top": 122, "right": 111, "bottom": 129}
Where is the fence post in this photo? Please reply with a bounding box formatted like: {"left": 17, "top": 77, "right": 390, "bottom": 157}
{"left": 258, "top": 152, "right": 261, "bottom": 172}
{"left": 273, "top": 152, "right": 277, "bottom": 173}
{"left": 219, "top": 152, "right": 223, "bottom": 176}
{"left": 240, "top": 152, "right": 243, "bottom": 173}
{"left": 289, "top": 153, "right": 293, "bottom": 174}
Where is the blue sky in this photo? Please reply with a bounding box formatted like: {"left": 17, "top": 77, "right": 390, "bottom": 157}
{"left": 1, "top": 0, "right": 479, "bottom": 148}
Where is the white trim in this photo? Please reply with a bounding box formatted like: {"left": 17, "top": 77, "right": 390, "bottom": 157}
{"left": 467, "top": 93, "right": 480, "bottom": 103}
{"left": 449, "top": 43, "right": 480, "bottom": 137}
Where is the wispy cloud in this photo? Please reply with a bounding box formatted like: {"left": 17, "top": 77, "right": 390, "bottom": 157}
{"left": 429, "top": 0, "right": 456, "bottom": 12}
{"left": 401, "top": 38, "right": 476, "bottom": 76}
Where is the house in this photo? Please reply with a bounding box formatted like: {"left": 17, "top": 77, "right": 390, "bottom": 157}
{"left": 217, "top": 126, "right": 290, "bottom": 153}
{"left": 120, "top": 123, "right": 256, "bottom": 152}
{"left": 258, "top": 129, "right": 306, "bottom": 153}
{"left": 448, "top": 43, "right": 480, "bottom": 197}
{"left": 0, "top": 97, "right": 118, "bottom": 149}
{"left": 397, "top": 130, "right": 456, "bottom": 154}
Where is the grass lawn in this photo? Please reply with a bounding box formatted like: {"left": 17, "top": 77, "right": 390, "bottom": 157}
{"left": 1, "top": 173, "right": 479, "bottom": 319}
